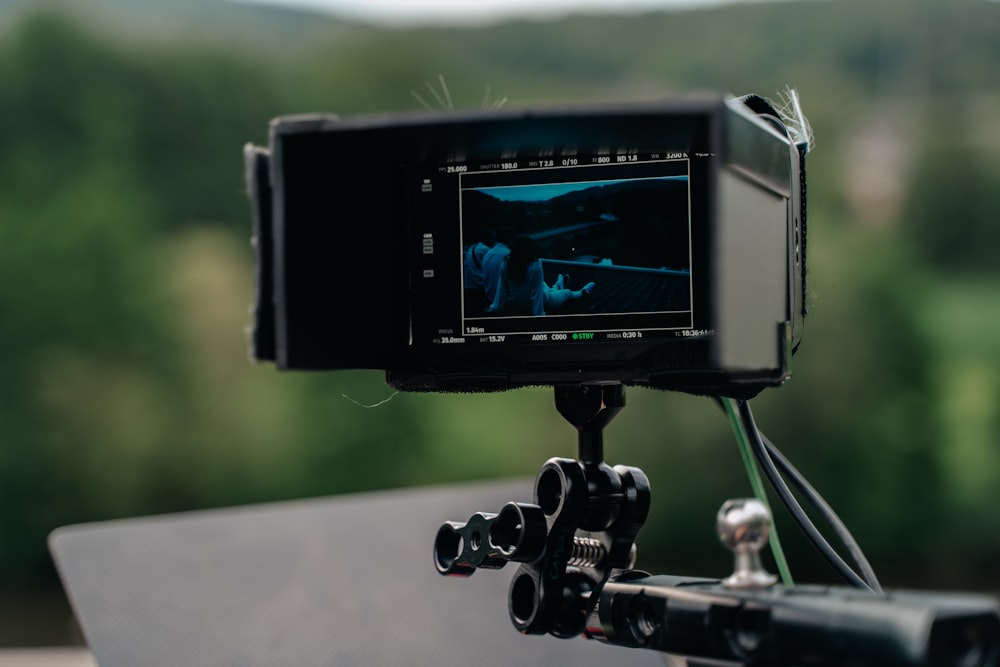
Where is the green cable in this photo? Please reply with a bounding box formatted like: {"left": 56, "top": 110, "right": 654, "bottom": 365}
{"left": 721, "top": 397, "right": 794, "bottom": 586}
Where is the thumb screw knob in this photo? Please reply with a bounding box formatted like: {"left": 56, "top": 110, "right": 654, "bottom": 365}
{"left": 717, "top": 498, "right": 778, "bottom": 589}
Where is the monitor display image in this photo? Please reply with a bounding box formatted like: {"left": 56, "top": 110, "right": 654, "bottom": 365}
{"left": 457, "top": 160, "right": 693, "bottom": 339}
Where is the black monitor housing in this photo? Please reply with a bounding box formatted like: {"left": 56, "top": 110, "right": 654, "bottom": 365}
{"left": 245, "top": 93, "right": 806, "bottom": 397}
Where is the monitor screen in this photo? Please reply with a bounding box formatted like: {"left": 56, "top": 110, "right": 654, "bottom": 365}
{"left": 408, "top": 153, "right": 711, "bottom": 351}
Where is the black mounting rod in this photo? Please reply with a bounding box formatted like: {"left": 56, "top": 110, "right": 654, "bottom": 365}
{"left": 554, "top": 384, "right": 625, "bottom": 465}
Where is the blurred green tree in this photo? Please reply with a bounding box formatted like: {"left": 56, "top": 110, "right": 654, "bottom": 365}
{"left": 902, "top": 113, "right": 1000, "bottom": 275}
{"left": 1, "top": 0, "right": 1000, "bottom": 646}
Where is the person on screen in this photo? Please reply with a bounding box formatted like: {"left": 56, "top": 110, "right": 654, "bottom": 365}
{"left": 463, "top": 241, "right": 492, "bottom": 312}
{"left": 481, "top": 240, "right": 510, "bottom": 304}
{"left": 463, "top": 242, "right": 490, "bottom": 289}
{"left": 485, "top": 235, "right": 594, "bottom": 316}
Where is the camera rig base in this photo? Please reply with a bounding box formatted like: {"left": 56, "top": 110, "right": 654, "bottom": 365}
{"left": 433, "top": 384, "right": 1000, "bottom": 666}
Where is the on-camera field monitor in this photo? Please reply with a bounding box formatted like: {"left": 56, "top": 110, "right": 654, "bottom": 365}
{"left": 246, "top": 93, "right": 806, "bottom": 397}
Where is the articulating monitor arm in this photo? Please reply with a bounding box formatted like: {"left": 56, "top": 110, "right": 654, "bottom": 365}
{"left": 435, "top": 384, "right": 650, "bottom": 638}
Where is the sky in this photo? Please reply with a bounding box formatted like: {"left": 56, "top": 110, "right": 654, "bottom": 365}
{"left": 476, "top": 180, "right": 626, "bottom": 203}
{"left": 235, "top": 0, "right": 787, "bottom": 27}
{"left": 474, "top": 176, "right": 687, "bottom": 202}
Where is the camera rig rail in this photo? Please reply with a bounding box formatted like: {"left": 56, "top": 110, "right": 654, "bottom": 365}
{"left": 433, "top": 384, "right": 1000, "bottom": 667}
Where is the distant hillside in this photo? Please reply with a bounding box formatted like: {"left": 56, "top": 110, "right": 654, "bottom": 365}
{"left": 0, "top": 0, "right": 367, "bottom": 51}
{"left": 2, "top": 0, "right": 998, "bottom": 232}
{"left": 3, "top": 0, "right": 997, "bottom": 111}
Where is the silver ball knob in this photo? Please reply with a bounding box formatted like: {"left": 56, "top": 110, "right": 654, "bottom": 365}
{"left": 717, "top": 498, "right": 778, "bottom": 589}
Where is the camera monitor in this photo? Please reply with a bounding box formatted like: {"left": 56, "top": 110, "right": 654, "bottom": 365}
{"left": 246, "top": 93, "right": 805, "bottom": 396}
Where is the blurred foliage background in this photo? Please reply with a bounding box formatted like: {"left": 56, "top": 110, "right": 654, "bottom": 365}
{"left": 1, "top": 0, "right": 999, "bottom": 647}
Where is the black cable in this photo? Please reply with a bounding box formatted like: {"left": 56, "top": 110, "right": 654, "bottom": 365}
{"left": 716, "top": 399, "right": 882, "bottom": 593}
{"left": 714, "top": 396, "right": 882, "bottom": 592}
{"left": 760, "top": 431, "right": 882, "bottom": 593}
{"left": 736, "top": 400, "right": 876, "bottom": 592}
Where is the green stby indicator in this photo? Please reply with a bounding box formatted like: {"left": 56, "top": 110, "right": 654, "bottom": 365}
{"left": 572, "top": 332, "right": 595, "bottom": 341}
